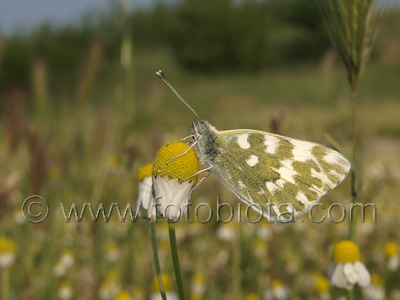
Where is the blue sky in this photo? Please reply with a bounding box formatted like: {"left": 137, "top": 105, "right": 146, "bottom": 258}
{"left": 0, "top": 0, "right": 152, "bottom": 34}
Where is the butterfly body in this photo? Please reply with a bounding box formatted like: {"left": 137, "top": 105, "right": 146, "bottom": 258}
{"left": 191, "top": 119, "right": 351, "bottom": 222}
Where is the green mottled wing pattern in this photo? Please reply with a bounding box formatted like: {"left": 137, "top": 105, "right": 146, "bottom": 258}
{"left": 211, "top": 130, "right": 351, "bottom": 221}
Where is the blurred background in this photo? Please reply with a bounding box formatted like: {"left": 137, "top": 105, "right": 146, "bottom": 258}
{"left": 1, "top": 0, "right": 400, "bottom": 299}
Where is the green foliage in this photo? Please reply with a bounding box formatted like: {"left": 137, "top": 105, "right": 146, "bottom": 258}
{"left": 170, "top": 0, "right": 269, "bottom": 71}
{"left": 0, "top": 36, "right": 32, "bottom": 91}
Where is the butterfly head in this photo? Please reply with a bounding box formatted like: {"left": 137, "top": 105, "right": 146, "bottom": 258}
{"left": 190, "top": 120, "right": 218, "bottom": 159}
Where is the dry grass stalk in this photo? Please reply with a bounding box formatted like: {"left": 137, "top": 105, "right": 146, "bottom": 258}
{"left": 32, "top": 59, "right": 48, "bottom": 112}
{"left": 315, "top": 0, "right": 392, "bottom": 92}
{"left": 76, "top": 40, "right": 103, "bottom": 106}
{"left": 5, "top": 88, "right": 24, "bottom": 154}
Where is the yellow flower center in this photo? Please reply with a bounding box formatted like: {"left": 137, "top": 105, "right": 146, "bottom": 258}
{"left": 105, "top": 241, "right": 117, "bottom": 252}
{"left": 106, "top": 270, "right": 119, "bottom": 282}
{"left": 271, "top": 279, "right": 284, "bottom": 289}
{"left": 385, "top": 242, "right": 398, "bottom": 257}
{"left": 0, "top": 237, "right": 16, "bottom": 254}
{"left": 108, "top": 155, "right": 119, "bottom": 166}
{"left": 138, "top": 163, "right": 153, "bottom": 181}
{"left": 245, "top": 293, "right": 261, "bottom": 300}
{"left": 333, "top": 240, "right": 360, "bottom": 263}
{"left": 371, "top": 273, "right": 382, "bottom": 285}
{"left": 114, "top": 291, "right": 131, "bottom": 300}
{"left": 192, "top": 273, "right": 205, "bottom": 284}
{"left": 314, "top": 274, "right": 330, "bottom": 293}
{"left": 153, "top": 142, "right": 199, "bottom": 183}
{"left": 153, "top": 273, "right": 172, "bottom": 292}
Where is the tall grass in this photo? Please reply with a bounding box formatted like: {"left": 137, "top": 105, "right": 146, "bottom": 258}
{"left": 316, "top": 0, "right": 394, "bottom": 298}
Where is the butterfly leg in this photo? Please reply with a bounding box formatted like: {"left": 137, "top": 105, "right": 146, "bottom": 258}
{"left": 181, "top": 166, "right": 213, "bottom": 183}
{"left": 167, "top": 141, "right": 198, "bottom": 164}
{"left": 166, "top": 135, "right": 195, "bottom": 146}
{"left": 193, "top": 171, "right": 211, "bottom": 189}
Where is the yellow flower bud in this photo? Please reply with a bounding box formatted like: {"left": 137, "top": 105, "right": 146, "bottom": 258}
{"left": 114, "top": 291, "right": 131, "bottom": 300}
{"left": 385, "top": 242, "right": 398, "bottom": 258}
{"left": 153, "top": 273, "right": 173, "bottom": 292}
{"left": 245, "top": 293, "right": 261, "bottom": 300}
{"left": 333, "top": 240, "right": 360, "bottom": 263}
{"left": 0, "top": 237, "right": 16, "bottom": 255}
{"left": 138, "top": 163, "right": 153, "bottom": 181}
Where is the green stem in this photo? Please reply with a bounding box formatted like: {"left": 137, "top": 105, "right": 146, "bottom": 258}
{"left": 168, "top": 222, "right": 186, "bottom": 300}
{"left": 349, "top": 87, "right": 358, "bottom": 241}
{"left": 348, "top": 288, "right": 354, "bottom": 300}
{"left": 1, "top": 267, "right": 9, "bottom": 300}
{"left": 232, "top": 226, "right": 242, "bottom": 300}
{"left": 151, "top": 221, "right": 167, "bottom": 300}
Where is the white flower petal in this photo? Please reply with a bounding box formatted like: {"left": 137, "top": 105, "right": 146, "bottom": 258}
{"left": 354, "top": 261, "right": 370, "bottom": 287}
{"left": 343, "top": 262, "right": 359, "bottom": 285}
{"left": 153, "top": 176, "right": 194, "bottom": 221}
{"left": 331, "top": 264, "right": 353, "bottom": 291}
{"left": 388, "top": 256, "right": 400, "bottom": 271}
{"left": 136, "top": 177, "right": 153, "bottom": 219}
{"left": 0, "top": 253, "right": 16, "bottom": 268}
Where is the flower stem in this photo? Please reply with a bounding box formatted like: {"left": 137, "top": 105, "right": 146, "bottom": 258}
{"left": 1, "top": 267, "right": 9, "bottom": 300}
{"left": 151, "top": 221, "right": 168, "bottom": 300}
{"left": 348, "top": 289, "right": 354, "bottom": 300}
{"left": 349, "top": 87, "right": 358, "bottom": 242}
{"left": 168, "top": 222, "right": 186, "bottom": 300}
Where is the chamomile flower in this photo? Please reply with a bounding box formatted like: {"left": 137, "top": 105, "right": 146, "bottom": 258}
{"left": 151, "top": 273, "right": 178, "bottom": 300}
{"left": 99, "top": 271, "right": 121, "bottom": 300}
{"left": 132, "top": 287, "right": 145, "bottom": 300}
{"left": 312, "top": 272, "right": 330, "bottom": 300}
{"left": 151, "top": 142, "right": 199, "bottom": 221}
{"left": 329, "top": 240, "right": 370, "bottom": 291}
{"left": 54, "top": 249, "right": 74, "bottom": 277}
{"left": 104, "top": 241, "right": 120, "bottom": 262}
{"left": 114, "top": 291, "right": 132, "bottom": 300}
{"left": 58, "top": 281, "right": 73, "bottom": 300}
{"left": 385, "top": 242, "right": 399, "bottom": 271}
{"left": 216, "top": 222, "right": 237, "bottom": 242}
{"left": 136, "top": 163, "right": 154, "bottom": 219}
{"left": 363, "top": 274, "right": 384, "bottom": 300}
{"left": 253, "top": 238, "right": 268, "bottom": 260}
{"left": 264, "top": 279, "right": 289, "bottom": 300}
{"left": 0, "top": 237, "right": 17, "bottom": 268}
{"left": 246, "top": 293, "right": 261, "bottom": 300}
{"left": 190, "top": 273, "right": 205, "bottom": 300}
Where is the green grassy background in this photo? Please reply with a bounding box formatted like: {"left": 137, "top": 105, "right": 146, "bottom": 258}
{"left": 1, "top": 1, "right": 400, "bottom": 299}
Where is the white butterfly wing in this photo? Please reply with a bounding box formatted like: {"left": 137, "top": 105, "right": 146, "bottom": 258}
{"left": 208, "top": 129, "right": 351, "bottom": 222}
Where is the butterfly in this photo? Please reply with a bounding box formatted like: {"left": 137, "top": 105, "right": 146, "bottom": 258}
{"left": 156, "top": 71, "right": 351, "bottom": 223}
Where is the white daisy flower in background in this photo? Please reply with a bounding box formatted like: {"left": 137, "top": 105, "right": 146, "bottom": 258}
{"left": 216, "top": 222, "right": 237, "bottom": 242}
{"left": 151, "top": 273, "right": 178, "bottom": 300}
{"left": 246, "top": 293, "right": 261, "bottom": 300}
{"left": 58, "top": 281, "right": 73, "bottom": 300}
{"left": 54, "top": 249, "right": 74, "bottom": 277}
{"left": 190, "top": 272, "right": 205, "bottom": 300}
{"left": 385, "top": 242, "right": 399, "bottom": 271}
{"left": 99, "top": 271, "right": 121, "bottom": 300}
{"left": 391, "top": 289, "right": 400, "bottom": 300}
{"left": 312, "top": 272, "right": 330, "bottom": 300}
{"left": 114, "top": 290, "right": 132, "bottom": 300}
{"left": 0, "top": 237, "right": 17, "bottom": 268}
{"left": 151, "top": 142, "right": 199, "bottom": 221}
{"left": 132, "top": 287, "right": 145, "bottom": 300}
{"left": 363, "top": 274, "right": 385, "bottom": 300}
{"left": 264, "top": 279, "right": 289, "bottom": 300}
{"left": 104, "top": 241, "right": 120, "bottom": 263}
{"left": 136, "top": 163, "right": 154, "bottom": 219}
{"left": 329, "top": 240, "right": 370, "bottom": 291}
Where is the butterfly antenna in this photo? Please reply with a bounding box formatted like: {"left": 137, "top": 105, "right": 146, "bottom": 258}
{"left": 156, "top": 70, "right": 201, "bottom": 120}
